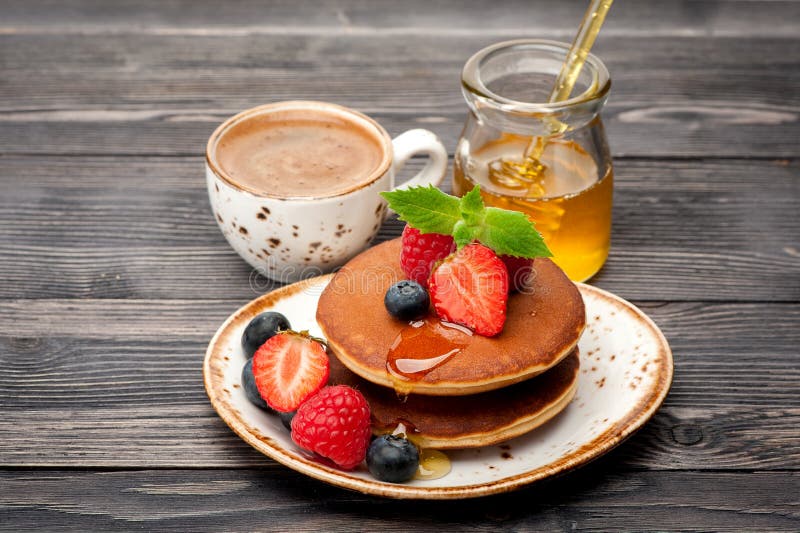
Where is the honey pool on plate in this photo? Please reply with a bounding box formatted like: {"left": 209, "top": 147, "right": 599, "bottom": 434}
{"left": 454, "top": 136, "right": 613, "bottom": 282}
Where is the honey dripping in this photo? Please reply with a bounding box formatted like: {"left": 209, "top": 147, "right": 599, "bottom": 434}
{"left": 383, "top": 320, "right": 468, "bottom": 481}
{"left": 489, "top": 0, "right": 613, "bottom": 188}
{"left": 386, "top": 319, "right": 473, "bottom": 398}
{"left": 391, "top": 421, "right": 452, "bottom": 481}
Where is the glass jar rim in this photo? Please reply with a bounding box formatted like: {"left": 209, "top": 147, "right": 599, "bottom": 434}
{"left": 461, "top": 39, "right": 611, "bottom": 114}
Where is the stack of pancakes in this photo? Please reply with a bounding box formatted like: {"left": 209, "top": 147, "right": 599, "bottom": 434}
{"left": 316, "top": 239, "right": 585, "bottom": 449}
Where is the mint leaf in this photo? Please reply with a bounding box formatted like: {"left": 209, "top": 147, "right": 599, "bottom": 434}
{"left": 459, "top": 186, "right": 485, "bottom": 226}
{"left": 479, "top": 207, "right": 553, "bottom": 258}
{"left": 452, "top": 219, "right": 478, "bottom": 247}
{"left": 381, "top": 186, "right": 461, "bottom": 235}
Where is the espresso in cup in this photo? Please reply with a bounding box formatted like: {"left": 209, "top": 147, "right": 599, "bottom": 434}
{"left": 206, "top": 101, "right": 447, "bottom": 283}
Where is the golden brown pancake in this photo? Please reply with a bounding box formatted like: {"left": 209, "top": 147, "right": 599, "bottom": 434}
{"left": 316, "top": 238, "right": 585, "bottom": 395}
{"left": 329, "top": 347, "right": 580, "bottom": 449}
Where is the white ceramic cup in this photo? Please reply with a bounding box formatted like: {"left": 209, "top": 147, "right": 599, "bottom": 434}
{"left": 206, "top": 101, "right": 448, "bottom": 283}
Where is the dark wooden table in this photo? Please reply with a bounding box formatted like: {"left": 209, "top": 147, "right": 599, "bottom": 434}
{"left": 1, "top": 1, "right": 798, "bottom": 530}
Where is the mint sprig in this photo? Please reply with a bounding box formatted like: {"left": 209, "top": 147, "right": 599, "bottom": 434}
{"left": 381, "top": 185, "right": 552, "bottom": 258}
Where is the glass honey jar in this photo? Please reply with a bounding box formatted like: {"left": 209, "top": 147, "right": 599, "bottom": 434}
{"left": 453, "top": 39, "right": 613, "bottom": 282}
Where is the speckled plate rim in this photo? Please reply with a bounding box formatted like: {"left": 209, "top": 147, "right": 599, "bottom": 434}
{"left": 203, "top": 274, "right": 673, "bottom": 500}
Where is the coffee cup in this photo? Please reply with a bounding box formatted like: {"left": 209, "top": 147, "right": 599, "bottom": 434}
{"left": 206, "top": 101, "right": 448, "bottom": 283}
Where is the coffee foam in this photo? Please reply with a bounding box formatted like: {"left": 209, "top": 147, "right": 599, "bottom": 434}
{"left": 210, "top": 104, "right": 389, "bottom": 198}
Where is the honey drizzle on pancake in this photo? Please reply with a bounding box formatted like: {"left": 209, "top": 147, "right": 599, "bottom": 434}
{"left": 386, "top": 319, "right": 473, "bottom": 397}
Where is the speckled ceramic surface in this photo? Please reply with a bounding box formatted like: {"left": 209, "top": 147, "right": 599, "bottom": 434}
{"left": 204, "top": 275, "right": 673, "bottom": 499}
{"left": 205, "top": 101, "right": 448, "bottom": 283}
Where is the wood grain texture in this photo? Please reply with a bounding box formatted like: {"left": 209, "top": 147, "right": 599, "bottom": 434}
{"left": 0, "top": 300, "right": 797, "bottom": 468}
{"left": 0, "top": 34, "right": 798, "bottom": 157}
{"left": 0, "top": 157, "right": 797, "bottom": 301}
{"left": 1, "top": 0, "right": 798, "bottom": 528}
{"left": 1, "top": 469, "right": 798, "bottom": 531}
{"left": 0, "top": 301, "right": 797, "bottom": 399}
{"left": 2, "top": 0, "right": 798, "bottom": 37}
{"left": 1, "top": 403, "right": 798, "bottom": 470}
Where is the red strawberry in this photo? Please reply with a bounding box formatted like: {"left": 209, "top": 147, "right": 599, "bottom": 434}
{"left": 429, "top": 244, "right": 509, "bottom": 336}
{"left": 291, "top": 385, "right": 372, "bottom": 470}
{"left": 500, "top": 255, "right": 535, "bottom": 293}
{"left": 400, "top": 225, "right": 456, "bottom": 288}
{"left": 251, "top": 331, "right": 329, "bottom": 412}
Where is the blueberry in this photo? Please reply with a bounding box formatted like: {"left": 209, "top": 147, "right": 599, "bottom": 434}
{"left": 279, "top": 410, "right": 296, "bottom": 431}
{"left": 241, "top": 312, "right": 291, "bottom": 358}
{"left": 384, "top": 280, "right": 429, "bottom": 321}
{"left": 366, "top": 434, "right": 420, "bottom": 483}
{"left": 241, "top": 358, "right": 272, "bottom": 411}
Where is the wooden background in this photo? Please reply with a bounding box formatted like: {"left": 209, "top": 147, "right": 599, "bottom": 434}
{"left": 1, "top": 0, "right": 798, "bottom": 530}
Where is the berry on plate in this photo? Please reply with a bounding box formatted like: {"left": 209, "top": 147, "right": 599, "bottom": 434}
{"left": 400, "top": 225, "right": 456, "bottom": 288}
{"left": 429, "top": 243, "right": 509, "bottom": 337}
{"left": 241, "top": 311, "right": 291, "bottom": 358}
{"left": 278, "top": 410, "right": 296, "bottom": 431}
{"left": 384, "top": 280, "right": 430, "bottom": 321}
{"left": 241, "top": 358, "right": 272, "bottom": 411}
{"left": 367, "top": 434, "right": 420, "bottom": 483}
{"left": 500, "top": 255, "right": 535, "bottom": 293}
{"left": 291, "top": 385, "right": 372, "bottom": 470}
{"left": 252, "top": 331, "right": 329, "bottom": 412}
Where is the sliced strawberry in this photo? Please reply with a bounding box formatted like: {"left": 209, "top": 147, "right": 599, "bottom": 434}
{"left": 251, "top": 331, "right": 329, "bottom": 412}
{"left": 500, "top": 255, "right": 535, "bottom": 293}
{"left": 400, "top": 225, "right": 456, "bottom": 288}
{"left": 429, "top": 244, "right": 509, "bottom": 337}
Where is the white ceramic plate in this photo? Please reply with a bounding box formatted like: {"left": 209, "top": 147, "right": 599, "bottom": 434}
{"left": 204, "top": 275, "right": 672, "bottom": 499}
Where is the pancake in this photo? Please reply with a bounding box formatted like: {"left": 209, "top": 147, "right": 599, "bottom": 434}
{"left": 316, "top": 238, "right": 585, "bottom": 395}
{"left": 329, "top": 347, "right": 580, "bottom": 449}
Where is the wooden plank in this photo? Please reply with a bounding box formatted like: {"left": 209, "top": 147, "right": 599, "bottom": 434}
{"left": 0, "top": 35, "right": 798, "bottom": 157}
{"left": 0, "top": 470, "right": 797, "bottom": 531}
{"left": 0, "top": 157, "right": 796, "bottom": 301}
{"left": 2, "top": 0, "right": 798, "bottom": 37}
{"left": 1, "top": 300, "right": 797, "bottom": 408}
{"left": 2, "top": 301, "right": 797, "bottom": 358}
{"left": 7, "top": 33, "right": 754, "bottom": 83}
{"left": 1, "top": 403, "right": 797, "bottom": 470}
{"left": 0, "top": 301, "right": 798, "bottom": 467}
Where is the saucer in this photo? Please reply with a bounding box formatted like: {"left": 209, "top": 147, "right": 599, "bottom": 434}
{"left": 204, "top": 275, "right": 672, "bottom": 499}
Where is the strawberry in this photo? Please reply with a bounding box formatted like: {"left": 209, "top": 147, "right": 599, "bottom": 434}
{"left": 251, "top": 331, "right": 329, "bottom": 413}
{"left": 400, "top": 225, "right": 456, "bottom": 288}
{"left": 500, "top": 255, "right": 535, "bottom": 293}
{"left": 429, "top": 243, "right": 509, "bottom": 336}
{"left": 291, "top": 385, "right": 372, "bottom": 470}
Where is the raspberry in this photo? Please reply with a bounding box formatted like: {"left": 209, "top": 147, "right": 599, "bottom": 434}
{"left": 290, "top": 385, "right": 372, "bottom": 470}
{"left": 500, "top": 255, "right": 535, "bottom": 293}
{"left": 400, "top": 225, "right": 456, "bottom": 288}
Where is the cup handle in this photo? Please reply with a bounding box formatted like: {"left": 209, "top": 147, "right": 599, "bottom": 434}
{"left": 388, "top": 129, "right": 448, "bottom": 199}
